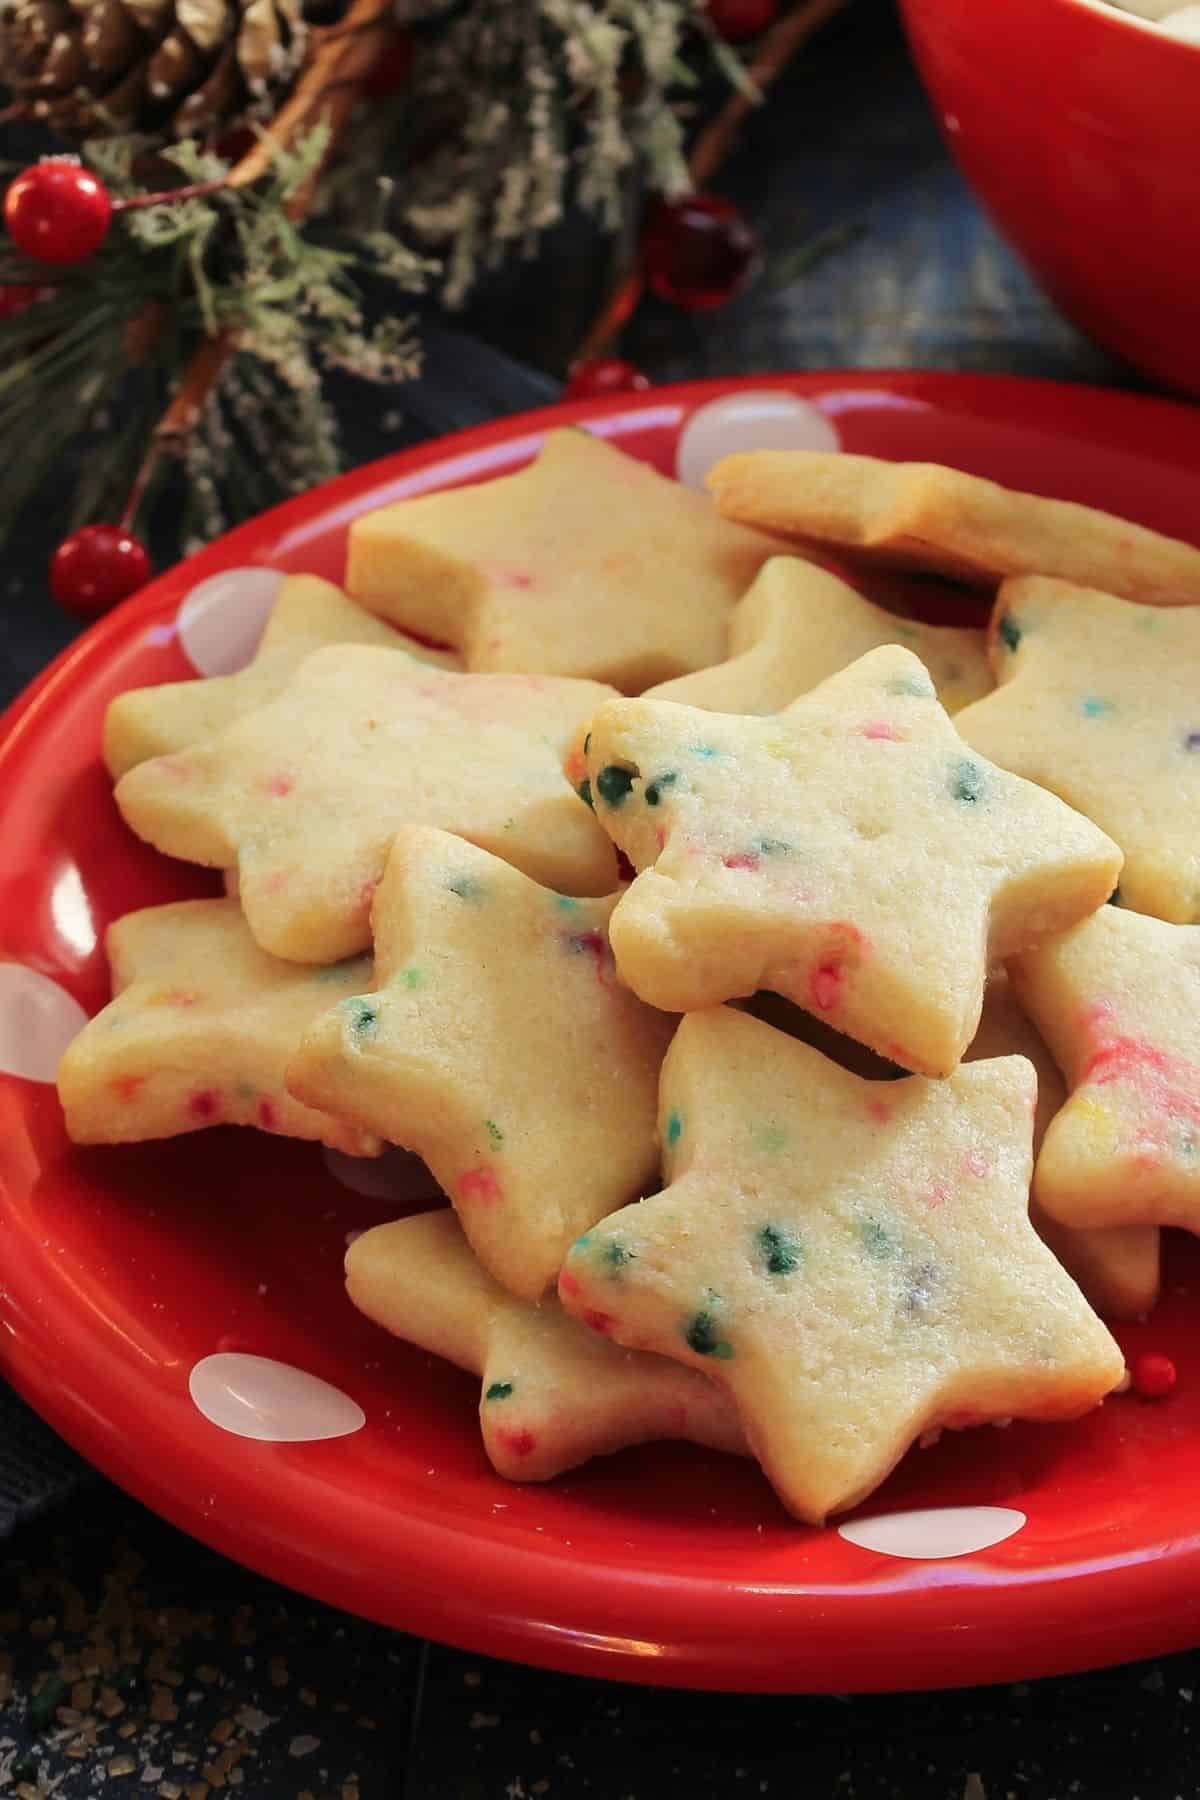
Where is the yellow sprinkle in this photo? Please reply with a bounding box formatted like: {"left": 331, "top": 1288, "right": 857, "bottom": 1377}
{"left": 1069, "top": 1094, "right": 1119, "bottom": 1155}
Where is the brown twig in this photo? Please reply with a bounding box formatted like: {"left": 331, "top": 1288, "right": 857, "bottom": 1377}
{"left": 121, "top": 0, "right": 394, "bottom": 530}
{"left": 570, "top": 0, "right": 851, "bottom": 370}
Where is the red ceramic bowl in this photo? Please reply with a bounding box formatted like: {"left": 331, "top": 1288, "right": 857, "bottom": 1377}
{"left": 900, "top": 0, "right": 1200, "bottom": 397}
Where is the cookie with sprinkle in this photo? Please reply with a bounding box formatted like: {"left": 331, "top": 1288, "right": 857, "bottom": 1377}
{"left": 1011, "top": 905, "right": 1200, "bottom": 1236}
{"left": 287, "top": 828, "right": 676, "bottom": 1299}
{"left": 347, "top": 1210, "right": 746, "bottom": 1481}
{"left": 707, "top": 451, "right": 1200, "bottom": 607}
{"left": 956, "top": 576, "right": 1200, "bottom": 923}
{"left": 558, "top": 1007, "right": 1124, "bottom": 1524}
{"left": 580, "top": 643, "right": 1121, "bottom": 1076}
{"left": 57, "top": 899, "right": 381, "bottom": 1156}
{"left": 647, "top": 556, "right": 992, "bottom": 716}
{"left": 346, "top": 428, "right": 784, "bottom": 691}
{"left": 104, "top": 574, "right": 459, "bottom": 780}
{"left": 115, "top": 648, "right": 618, "bottom": 964}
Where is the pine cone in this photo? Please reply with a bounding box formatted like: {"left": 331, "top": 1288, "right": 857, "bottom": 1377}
{"left": 0, "top": 0, "right": 351, "bottom": 141}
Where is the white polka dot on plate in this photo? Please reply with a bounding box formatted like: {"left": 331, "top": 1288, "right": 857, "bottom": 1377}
{"left": 0, "top": 965, "right": 88, "bottom": 1083}
{"left": 177, "top": 567, "right": 285, "bottom": 677}
{"left": 676, "top": 391, "right": 840, "bottom": 491}
{"left": 189, "top": 1353, "right": 365, "bottom": 1443}
{"left": 322, "top": 1144, "right": 444, "bottom": 1204}
{"left": 837, "top": 1505, "right": 1026, "bottom": 1560}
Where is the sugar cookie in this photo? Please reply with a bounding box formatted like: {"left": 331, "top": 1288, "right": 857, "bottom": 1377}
{"left": 346, "top": 427, "right": 783, "bottom": 690}
{"left": 580, "top": 644, "right": 1122, "bottom": 1075}
{"left": 103, "top": 575, "right": 459, "bottom": 780}
{"left": 346, "top": 1210, "right": 746, "bottom": 1479}
{"left": 1011, "top": 905, "right": 1200, "bottom": 1234}
{"left": 646, "top": 557, "right": 992, "bottom": 715}
{"left": 56, "top": 898, "right": 381, "bottom": 1155}
{"left": 558, "top": 1007, "right": 1123, "bottom": 1524}
{"left": 288, "top": 828, "right": 676, "bottom": 1299}
{"left": 955, "top": 576, "right": 1200, "bottom": 924}
{"left": 967, "top": 969, "right": 1159, "bottom": 1319}
{"left": 707, "top": 451, "right": 1200, "bottom": 606}
{"left": 115, "top": 648, "right": 618, "bottom": 964}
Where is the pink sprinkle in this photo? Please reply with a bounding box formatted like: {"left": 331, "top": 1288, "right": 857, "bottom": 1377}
{"left": 257, "top": 1098, "right": 279, "bottom": 1131}
{"left": 189, "top": 1089, "right": 221, "bottom": 1121}
{"left": 112, "top": 1074, "right": 143, "bottom": 1103}
{"left": 866, "top": 1097, "right": 892, "bottom": 1124}
{"left": 809, "top": 963, "right": 843, "bottom": 1011}
{"left": 581, "top": 1309, "right": 615, "bottom": 1335}
{"left": 486, "top": 565, "right": 535, "bottom": 590}
{"left": 495, "top": 1426, "right": 537, "bottom": 1458}
{"left": 858, "top": 721, "right": 904, "bottom": 742}
{"left": 458, "top": 1165, "right": 503, "bottom": 1204}
{"left": 358, "top": 876, "right": 380, "bottom": 913}
{"left": 963, "top": 1150, "right": 992, "bottom": 1178}
{"left": 265, "top": 774, "right": 294, "bottom": 798}
{"left": 723, "top": 852, "right": 760, "bottom": 871}
{"left": 558, "top": 1269, "right": 581, "bottom": 1298}
{"left": 264, "top": 870, "right": 289, "bottom": 896}
{"left": 655, "top": 825, "right": 667, "bottom": 852}
{"left": 923, "top": 1179, "right": 951, "bottom": 1210}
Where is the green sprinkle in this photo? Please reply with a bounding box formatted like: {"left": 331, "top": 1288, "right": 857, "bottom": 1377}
{"left": 690, "top": 743, "right": 719, "bottom": 759}
{"left": 485, "top": 1119, "right": 503, "bottom": 1148}
{"left": 554, "top": 894, "right": 580, "bottom": 913}
{"left": 603, "top": 1239, "right": 633, "bottom": 1273}
{"left": 998, "top": 614, "right": 1022, "bottom": 653}
{"left": 1108, "top": 887, "right": 1123, "bottom": 907}
{"left": 31, "top": 1674, "right": 70, "bottom": 1729}
{"left": 665, "top": 1109, "right": 683, "bottom": 1148}
{"left": 234, "top": 1079, "right": 256, "bottom": 1102}
{"left": 1081, "top": 696, "right": 1116, "bottom": 718}
{"left": 860, "top": 1217, "right": 896, "bottom": 1260}
{"left": 885, "top": 674, "right": 934, "bottom": 698}
{"left": 950, "top": 758, "right": 985, "bottom": 805}
{"left": 448, "top": 875, "right": 486, "bottom": 900}
{"left": 645, "top": 771, "right": 677, "bottom": 806}
{"left": 684, "top": 1308, "right": 734, "bottom": 1359}
{"left": 343, "top": 997, "right": 378, "bottom": 1035}
{"left": 578, "top": 777, "right": 594, "bottom": 810}
{"left": 400, "top": 966, "right": 424, "bottom": 989}
{"left": 756, "top": 1223, "right": 802, "bottom": 1276}
{"left": 757, "top": 836, "right": 791, "bottom": 857}
{"left": 485, "top": 1381, "right": 513, "bottom": 1401}
{"left": 753, "top": 1121, "right": 787, "bottom": 1153}
{"left": 596, "top": 764, "right": 635, "bottom": 808}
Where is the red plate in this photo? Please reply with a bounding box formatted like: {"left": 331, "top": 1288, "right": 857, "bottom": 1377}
{"left": 3, "top": 373, "right": 1200, "bottom": 1694}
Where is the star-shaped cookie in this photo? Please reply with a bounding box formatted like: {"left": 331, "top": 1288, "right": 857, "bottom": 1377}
{"left": 115, "top": 648, "right": 618, "bottom": 964}
{"left": 955, "top": 576, "right": 1200, "bottom": 923}
{"left": 345, "top": 427, "right": 783, "bottom": 690}
{"left": 707, "top": 450, "right": 1200, "bottom": 606}
{"left": 580, "top": 643, "right": 1121, "bottom": 1075}
{"left": 347, "top": 1210, "right": 746, "bottom": 1480}
{"left": 646, "top": 556, "right": 992, "bottom": 715}
{"left": 558, "top": 1007, "right": 1124, "bottom": 1524}
{"left": 104, "top": 575, "right": 459, "bottom": 780}
{"left": 1011, "top": 904, "right": 1200, "bottom": 1234}
{"left": 56, "top": 898, "right": 381, "bottom": 1156}
{"left": 967, "top": 969, "right": 1159, "bottom": 1319}
{"left": 287, "top": 828, "right": 676, "bottom": 1299}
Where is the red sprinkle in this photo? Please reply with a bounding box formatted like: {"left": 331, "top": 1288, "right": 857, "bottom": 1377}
{"left": 569, "top": 929, "right": 614, "bottom": 988}
{"left": 188, "top": 1088, "right": 221, "bottom": 1121}
{"left": 458, "top": 1165, "right": 503, "bottom": 1204}
{"left": 809, "top": 963, "right": 843, "bottom": 1011}
{"left": 558, "top": 1269, "right": 581, "bottom": 1298}
{"left": 581, "top": 1309, "right": 616, "bottom": 1335}
{"left": 495, "top": 1426, "right": 537, "bottom": 1458}
{"left": 257, "top": 1098, "right": 279, "bottom": 1131}
{"left": 723, "top": 852, "right": 760, "bottom": 871}
{"left": 1132, "top": 1353, "right": 1177, "bottom": 1400}
{"left": 111, "top": 1074, "right": 144, "bottom": 1103}
{"left": 265, "top": 774, "right": 294, "bottom": 797}
{"left": 858, "top": 721, "right": 904, "bottom": 742}
{"left": 866, "top": 1097, "right": 891, "bottom": 1124}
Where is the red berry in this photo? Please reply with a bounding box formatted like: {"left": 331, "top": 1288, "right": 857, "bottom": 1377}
{"left": 50, "top": 525, "right": 152, "bottom": 619}
{"left": 4, "top": 159, "right": 112, "bottom": 266}
{"left": 0, "top": 282, "right": 54, "bottom": 319}
{"left": 563, "top": 358, "right": 651, "bottom": 401}
{"left": 1132, "top": 1352, "right": 1177, "bottom": 1400}
{"left": 707, "top": 0, "right": 778, "bottom": 41}
{"left": 640, "top": 193, "right": 759, "bottom": 311}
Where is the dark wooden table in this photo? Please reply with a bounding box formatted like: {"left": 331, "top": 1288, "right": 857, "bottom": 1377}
{"left": 3, "top": 8, "right": 1193, "bottom": 1798}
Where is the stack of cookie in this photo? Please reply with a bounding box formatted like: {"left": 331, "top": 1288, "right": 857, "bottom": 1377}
{"left": 57, "top": 429, "right": 1200, "bottom": 1524}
